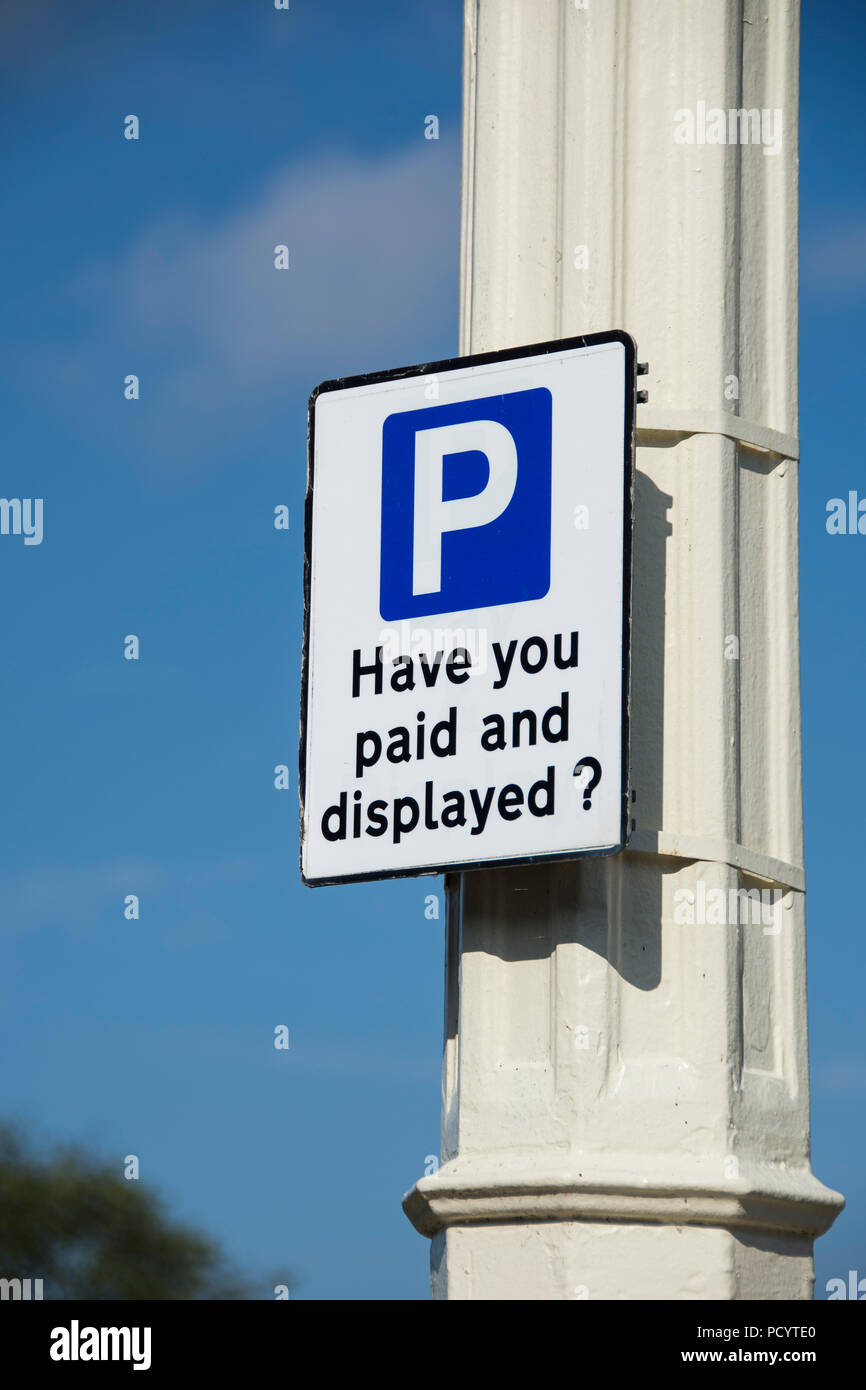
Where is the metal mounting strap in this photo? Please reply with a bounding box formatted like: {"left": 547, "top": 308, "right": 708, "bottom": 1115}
{"left": 626, "top": 828, "right": 805, "bottom": 893}
{"left": 636, "top": 408, "right": 800, "bottom": 460}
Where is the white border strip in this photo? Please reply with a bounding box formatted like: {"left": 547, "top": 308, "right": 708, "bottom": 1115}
{"left": 637, "top": 408, "right": 799, "bottom": 460}
{"left": 627, "top": 828, "right": 805, "bottom": 893}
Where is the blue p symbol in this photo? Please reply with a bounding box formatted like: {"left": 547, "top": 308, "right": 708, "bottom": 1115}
{"left": 379, "top": 388, "right": 552, "bottom": 621}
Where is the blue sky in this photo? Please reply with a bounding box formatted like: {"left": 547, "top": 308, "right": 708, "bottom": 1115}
{"left": 798, "top": 0, "right": 866, "bottom": 1297}
{"left": 0, "top": 0, "right": 862, "bottom": 1300}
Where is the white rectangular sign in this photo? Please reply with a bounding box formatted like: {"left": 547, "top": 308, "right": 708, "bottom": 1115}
{"left": 300, "top": 331, "right": 635, "bottom": 885}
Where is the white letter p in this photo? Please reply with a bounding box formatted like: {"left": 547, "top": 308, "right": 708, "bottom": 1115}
{"left": 412, "top": 420, "right": 517, "bottom": 596}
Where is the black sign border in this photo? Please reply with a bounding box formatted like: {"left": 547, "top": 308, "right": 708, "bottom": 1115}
{"left": 300, "top": 328, "right": 636, "bottom": 887}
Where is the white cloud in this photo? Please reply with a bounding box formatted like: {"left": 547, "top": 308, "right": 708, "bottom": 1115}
{"left": 136, "top": 1024, "right": 436, "bottom": 1081}
{"left": 813, "top": 1059, "right": 866, "bottom": 1096}
{"left": 0, "top": 854, "right": 274, "bottom": 940}
{"left": 71, "top": 139, "right": 459, "bottom": 470}
{"left": 802, "top": 211, "right": 866, "bottom": 293}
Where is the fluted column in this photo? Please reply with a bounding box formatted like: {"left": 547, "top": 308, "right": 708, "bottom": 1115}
{"left": 403, "top": 0, "right": 842, "bottom": 1300}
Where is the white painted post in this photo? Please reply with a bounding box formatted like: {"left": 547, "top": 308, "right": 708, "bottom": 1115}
{"left": 403, "top": 0, "right": 843, "bottom": 1300}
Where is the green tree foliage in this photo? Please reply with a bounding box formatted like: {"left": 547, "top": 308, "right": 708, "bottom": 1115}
{"left": 0, "top": 1125, "right": 281, "bottom": 1299}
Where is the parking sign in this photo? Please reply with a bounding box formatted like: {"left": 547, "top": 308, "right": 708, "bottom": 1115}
{"left": 300, "top": 330, "right": 635, "bottom": 885}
